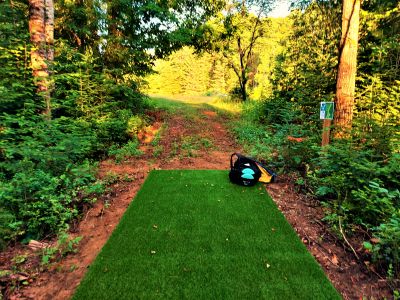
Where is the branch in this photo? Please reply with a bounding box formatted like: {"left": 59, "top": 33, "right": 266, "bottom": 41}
{"left": 338, "top": 216, "right": 360, "bottom": 260}
{"left": 230, "top": 61, "right": 242, "bottom": 85}
{"left": 244, "top": 13, "right": 262, "bottom": 55}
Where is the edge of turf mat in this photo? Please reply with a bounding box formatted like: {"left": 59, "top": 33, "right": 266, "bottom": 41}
{"left": 73, "top": 170, "right": 340, "bottom": 300}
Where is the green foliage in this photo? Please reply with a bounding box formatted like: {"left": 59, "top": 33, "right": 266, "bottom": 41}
{"left": 233, "top": 98, "right": 319, "bottom": 173}
{"left": 145, "top": 16, "right": 292, "bottom": 100}
{"left": 152, "top": 145, "right": 164, "bottom": 158}
{"left": 0, "top": 0, "right": 35, "bottom": 115}
{"left": 0, "top": 0, "right": 157, "bottom": 248}
{"left": 232, "top": 120, "right": 273, "bottom": 160}
{"left": 108, "top": 139, "right": 143, "bottom": 163}
{"left": 146, "top": 47, "right": 234, "bottom": 96}
{"left": 364, "top": 214, "right": 400, "bottom": 276}
{"left": 0, "top": 113, "right": 103, "bottom": 247}
{"left": 178, "top": 136, "right": 213, "bottom": 157}
{"left": 229, "top": 1, "right": 400, "bottom": 280}
{"left": 41, "top": 231, "right": 82, "bottom": 265}
{"left": 352, "top": 182, "right": 399, "bottom": 226}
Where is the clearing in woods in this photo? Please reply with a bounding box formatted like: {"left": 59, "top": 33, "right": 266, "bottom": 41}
{"left": 15, "top": 96, "right": 389, "bottom": 299}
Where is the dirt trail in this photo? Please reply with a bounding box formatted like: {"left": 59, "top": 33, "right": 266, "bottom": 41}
{"left": 5, "top": 100, "right": 391, "bottom": 299}
{"left": 13, "top": 104, "right": 240, "bottom": 300}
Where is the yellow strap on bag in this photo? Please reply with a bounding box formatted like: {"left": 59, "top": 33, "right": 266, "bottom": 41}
{"left": 256, "top": 163, "right": 275, "bottom": 183}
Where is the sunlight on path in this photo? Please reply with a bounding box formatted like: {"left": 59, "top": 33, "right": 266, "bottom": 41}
{"left": 148, "top": 94, "right": 242, "bottom": 114}
{"left": 148, "top": 94, "right": 219, "bottom": 104}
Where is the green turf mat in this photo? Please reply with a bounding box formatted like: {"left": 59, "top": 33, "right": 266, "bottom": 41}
{"left": 73, "top": 170, "right": 340, "bottom": 300}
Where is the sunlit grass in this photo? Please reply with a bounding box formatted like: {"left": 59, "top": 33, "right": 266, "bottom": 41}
{"left": 209, "top": 98, "right": 243, "bottom": 114}
{"left": 148, "top": 94, "right": 219, "bottom": 104}
{"left": 147, "top": 94, "right": 243, "bottom": 115}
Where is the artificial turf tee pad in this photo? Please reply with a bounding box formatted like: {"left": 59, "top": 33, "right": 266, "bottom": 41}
{"left": 73, "top": 170, "right": 340, "bottom": 299}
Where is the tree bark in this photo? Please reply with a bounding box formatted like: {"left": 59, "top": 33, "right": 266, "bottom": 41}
{"left": 29, "top": 0, "right": 54, "bottom": 117}
{"left": 334, "top": 0, "right": 360, "bottom": 137}
{"left": 44, "top": 0, "right": 54, "bottom": 62}
{"left": 238, "top": 37, "right": 248, "bottom": 101}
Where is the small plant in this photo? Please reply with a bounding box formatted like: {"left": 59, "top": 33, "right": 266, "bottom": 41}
{"left": 126, "top": 115, "right": 146, "bottom": 137}
{"left": 151, "top": 124, "right": 166, "bottom": 147}
{"left": 103, "top": 171, "right": 120, "bottom": 185}
{"left": 70, "top": 264, "right": 78, "bottom": 272}
{"left": 180, "top": 136, "right": 200, "bottom": 157}
{"left": 108, "top": 139, "right": 143, "bottom": 163}
{"left": 122, "top": 174, "right": 133, "bottom": 182}
{"left": 200, "top": 138, "right": 213, "bottom": 149}
{"left": 11, "top": 254, "right": 28, "bottom": 265}
{"left": 153, "top": 145, "right": 164, "bottom": 158}
{"left": 170, "top": 141, "right": 179, "bottom": 158}
{"left": 364, "top": 214, "right": 400, "bottom": 277}
{"left": 41, "top": 231, "right": 82, "bottom": 266}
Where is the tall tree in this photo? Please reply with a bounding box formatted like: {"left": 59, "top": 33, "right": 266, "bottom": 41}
{"left": 194, "top": 0, "right": 272, "bottom": 101}
{"left": 334, "top": 0, "right": 361, "bottom": 136}
{"left": 29, "top": 0, "right": 54, "bottom": 116}
{"left": 96, "top": 0, "right": 225, "bottom": 80}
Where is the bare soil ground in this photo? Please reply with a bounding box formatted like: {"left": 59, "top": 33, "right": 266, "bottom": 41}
{"left": 1, "top": 102, "right": 393, "bottom": 299}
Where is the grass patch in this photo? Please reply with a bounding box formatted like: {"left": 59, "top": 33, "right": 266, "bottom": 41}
{"left": 147, "top": 95, "right": 241, "bottom": 118}
{"left": 74, "top": 170, "right": 340, "bottom": 299}
{"left": 179, "top": 136, "right": 214, "bottom": 157}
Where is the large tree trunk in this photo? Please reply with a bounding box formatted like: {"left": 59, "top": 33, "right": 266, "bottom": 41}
{"left": 334, "top": 0, "right": 360, "bottom": 137}
{"left": 29, "top": 0, "right": 54, "bottom": 117}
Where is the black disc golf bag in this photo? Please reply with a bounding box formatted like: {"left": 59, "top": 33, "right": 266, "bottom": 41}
{"left": 229, "top": 153, "right": 261, "bottom": 186}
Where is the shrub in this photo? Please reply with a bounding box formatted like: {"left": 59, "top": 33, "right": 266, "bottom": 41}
{"left": 108, "top": 139, "right": 143, "bottom": 163}
{"left": 364, "top": 214, "right": 400, "bottom": 277}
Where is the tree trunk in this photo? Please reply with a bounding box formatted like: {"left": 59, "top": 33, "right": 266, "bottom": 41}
{"left": 29, "top": 0, "right": 54, "bottom": 117}
{"left": 240, "top": 81, "right": 247, "bottom": 102}
{"left": 238, "top": 37, "right": 247, "bottom": 101}
{"left": 334, "top": 0, "right": 360, "bottom": 137}
{"left": 44, "top": 0, "right": 54, "bottom": 62}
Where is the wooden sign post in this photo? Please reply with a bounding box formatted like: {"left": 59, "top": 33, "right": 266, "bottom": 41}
{"left": 320, "top": 102, "right": 334, "bottom": 147}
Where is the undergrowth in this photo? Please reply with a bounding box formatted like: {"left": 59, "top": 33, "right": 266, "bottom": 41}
{"left": 231, "top": 96, "right": 400, "bottom": 283}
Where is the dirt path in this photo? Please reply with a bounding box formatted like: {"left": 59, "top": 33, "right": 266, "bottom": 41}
{"left": 4, "top": 99, "right": 391, "bottom": 299}
{"left": 11, "top": 103, "right": 241, "bottom": 300}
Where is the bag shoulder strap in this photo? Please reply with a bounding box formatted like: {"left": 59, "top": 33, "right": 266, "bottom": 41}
{"left": 230, "top": 152, "right": 242, "bottom": 169}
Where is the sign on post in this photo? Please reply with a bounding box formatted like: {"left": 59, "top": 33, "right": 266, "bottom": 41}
{"left": 320, "top": 102, "right": 334, "bottom": 120}
{"left": 320, "top": 102, "right": 334, "bottom": 146}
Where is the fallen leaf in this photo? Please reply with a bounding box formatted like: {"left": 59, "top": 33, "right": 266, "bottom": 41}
{"left": 370, "top": 238, "right": 380, "bottom": 244}
{"left": 9, "top": 274, "right": 29, "bottom": 281}
{"left": 332, "top": 254, "right": 339, "bottom": 265}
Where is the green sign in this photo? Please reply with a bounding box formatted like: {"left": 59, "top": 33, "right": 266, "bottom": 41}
{"left": 320, "top": 102, "right": 334, "bottom": 120}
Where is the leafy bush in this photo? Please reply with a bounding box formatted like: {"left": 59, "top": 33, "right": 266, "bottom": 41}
{"left": 233, "top": 97, "right": 320, "bottom": 173}
{"left": 352, "top": 182, "right": 400, "bottom": 226}
{"left": 364, "top": 214, "right": 400, "bottom": 277}
{"left": 229, "top": 0, "right": 400, "bottom": 282}
{"left": 0, "top": 154, "right": 101, "bottom": 245}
